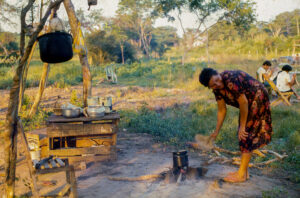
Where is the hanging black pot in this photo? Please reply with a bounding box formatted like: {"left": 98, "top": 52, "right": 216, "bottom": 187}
{"left": 37, "top": 31, "right": 73, "bottom": 63}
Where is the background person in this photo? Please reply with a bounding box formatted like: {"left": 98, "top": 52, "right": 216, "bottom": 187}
{"left": 199, "top": 68, "right": 273, "bottom": 183}
{"left": 257, "top": 61, "right": 274, "bottom": 95}
{"left": 256, "top": 60, "right": 272, "bottom": 84}
{"left": 276, "top": 65, "right": 300, "bottom": 100}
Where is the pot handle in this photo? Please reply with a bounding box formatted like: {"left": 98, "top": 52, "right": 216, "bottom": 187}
{"left": 83, "top": 107, "right": 89, "bottom": 117}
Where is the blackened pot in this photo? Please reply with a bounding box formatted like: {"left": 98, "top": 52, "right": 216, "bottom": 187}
{"left": 37, "top": 31, "right": 73, "bottom": 63}
{"left": 173, "top": 150, "right": 188, "bottom": 169}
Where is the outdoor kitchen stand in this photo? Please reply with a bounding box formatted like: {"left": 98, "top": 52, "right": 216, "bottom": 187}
{"left": 42, "top": 112, "right": 120, "bottom": 165}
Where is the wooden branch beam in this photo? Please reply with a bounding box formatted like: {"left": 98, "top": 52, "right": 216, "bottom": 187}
{"left": 18, "top": 41, "right": 38, "bottom": 112}
{"left": 20, "top": 0, "right": 36, "bottom": 57}
{"left": 29, "top": 4, "right": 62, "bottom": 118}
{"left": 64, "top": 0, "right": 92, "bottom": 107}
{"left": 17, "top": 119, "right": 39, "bottom": 198}
{"left": 4, "top": 1, "right": 64, "bottom": 197}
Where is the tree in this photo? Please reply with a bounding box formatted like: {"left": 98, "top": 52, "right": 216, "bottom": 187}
{"left": 0, "top": 0, "right": 18, "bottom": 30}
{"left": 0, "top": 32, "right": 19, "bottom": 57}
{"left": 109, "top": 17, "right": 130, "bottom": 64}
{"left": 269, "top": 9, "right": 300, "bottom": 37}
{"left": 86, "top": 8, "right": 106, "bottom": 32}
{"left": 150, "top": 26, "right": 179, "bottom": 57}
{"left": 117, "top": 0, "right": 156, "bottom": 58}
{"left": 86, "top": 29, "right": 136, "bottom": 64}
{"left": 153, "top": 0, "right": 256, "bottom": 64}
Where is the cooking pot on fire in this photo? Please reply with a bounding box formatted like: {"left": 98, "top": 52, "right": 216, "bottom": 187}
{"left": 173, "top": 150, "right": 188, "bottom": 169}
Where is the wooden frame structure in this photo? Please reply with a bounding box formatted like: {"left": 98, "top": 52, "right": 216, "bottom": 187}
{"left": 263, "top": 74, "right": 293, "bottom": 106}
{"left": 41, "top": 113, "right": 120, "bottom": 164}
{"left": 4, "top": 0, "right": 92, "bottom": 197}
{"left": 18, "top": 119, "right": 77, "bottom": 197}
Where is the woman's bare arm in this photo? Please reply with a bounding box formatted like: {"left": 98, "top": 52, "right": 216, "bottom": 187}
{"left": 237, "top": 94, "right": 249, "bottom": 140}
{"left": 210, "top": 99, "right": 227, "bottom": 139}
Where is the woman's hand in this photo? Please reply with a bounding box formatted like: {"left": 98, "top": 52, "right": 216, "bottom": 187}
{"left": 238, "top": 128, "right": 248, "bottom": 141}
{"left": 209, "top": 130, "right": 219, "bottom": 141}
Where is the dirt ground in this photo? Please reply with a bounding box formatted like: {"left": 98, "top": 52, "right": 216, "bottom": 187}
{"left": 0, "top": 84, "right": 299, "bottom": 197}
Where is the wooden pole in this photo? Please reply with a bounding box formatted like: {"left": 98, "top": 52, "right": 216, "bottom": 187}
{"left": 29, "top": 62, "right": 50, "bottom": 117}
{"left": 18, "top": 41, "right": 38, "bottom": 112}
{"left": 4, "top": 1, "right": 64, "bottom": 197}
{"left": 17, "top": 119, "right": 39, "bottom": 198}
{"left": 40, "top": 0, "right": 44, "bottom": 22}
{"left": 29, "top": 7, "right": 59, "bottom": 117}
{"left": 63, "top": 0, "right": 92, "bottom": 107}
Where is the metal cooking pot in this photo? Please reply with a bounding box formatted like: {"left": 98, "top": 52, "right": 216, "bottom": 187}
{"left": 62, "top": 108, "right": 81, "bottom": 118}
{"left": 86, "top": 106, "right": 105, "bottom": 118}
{"left": 173, "top": 150, "right": 189, "bottom": 169}
{"left": 37, "top": 32, "right": 73, "bottom": 63}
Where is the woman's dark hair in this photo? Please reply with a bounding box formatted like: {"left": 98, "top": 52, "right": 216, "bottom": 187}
{"left": 263, "top": 60, "right": 272, "bottom": 66}
{"left": 282, "top": 64, "right": 293, "bottom": 72}
{"left": 199, "top": 68, "right": 218, "bottom": 87}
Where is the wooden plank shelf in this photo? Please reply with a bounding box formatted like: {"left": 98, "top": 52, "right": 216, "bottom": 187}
{"left": 42, "top": 112, "right": 120, "bottom": 163}
{"left": 47, "top": 123, "right": 117, "bottom": 137}
{"left": 48, "top": 146, "right": 115, "bottom": 157}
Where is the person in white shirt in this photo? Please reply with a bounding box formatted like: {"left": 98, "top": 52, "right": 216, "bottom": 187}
{"left": 257, "top": 60, "right": 275, "bottom": 95}
{"left": 276, "top": 65, "right": 300, "bottom": 100}
{"left": 257, "top": 60, "right": 272, "bottom": 84}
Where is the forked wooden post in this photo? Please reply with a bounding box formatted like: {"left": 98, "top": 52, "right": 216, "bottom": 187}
{"left": 4, "top": 1, "right": 64, "bottom": 197}
{"left": 17, "top": 119, "right": 39, "bottom": 198}
{"left": 29, "top": 7, "right": 59, "bottom": 117}
{"left": 64, "top": 0, "right": 92, "bottom": 107}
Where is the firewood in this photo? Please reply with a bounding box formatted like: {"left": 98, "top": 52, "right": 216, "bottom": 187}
{"left": 176, "top": 172, "right": 182, "bottom": 184}
{"left": 107, "top": 174, "right": 164, "bottom": 181}
{"left": 254, "top": 155, "right": 288, "bottom": 166}
{"left": 214, "top": 149, "right": 221, "bottom": 156}
{"left": 214, "top": 147, "right": 240, "bottom": 155}
{"left": 252, "top": 149, "right": 266, "bottom": 157}
{"left": 261, "top": 150, "right": 285, "bottom": 159}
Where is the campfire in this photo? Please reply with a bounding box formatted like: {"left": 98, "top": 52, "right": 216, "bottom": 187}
{"left": 108, "top": 150, "right": 208, "bottom": 184}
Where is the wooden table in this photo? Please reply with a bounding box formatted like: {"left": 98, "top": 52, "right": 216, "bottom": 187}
{"left": 41, "top": 112, "right": 120, "bottom": 164}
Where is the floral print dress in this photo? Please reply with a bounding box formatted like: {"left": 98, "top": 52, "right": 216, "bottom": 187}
{"left": 213, "top": 70, "right": 273, "bottom": 152}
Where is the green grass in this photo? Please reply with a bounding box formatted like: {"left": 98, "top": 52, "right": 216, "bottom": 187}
{"left": 119, "top": 101, "right": 240, "bottom": 149}
{"left": 0, "top": 57, "right": 207, "bottom": 89}
{"left": 261, "top": 187, "right": 290, "bottom": 198}
{"left": 18, "top": 94, "right": 52, "bottom": 131}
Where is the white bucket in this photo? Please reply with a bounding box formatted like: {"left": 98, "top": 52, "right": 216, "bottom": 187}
{"left": 30, "top": 150, "right": 41, "bottom": 161}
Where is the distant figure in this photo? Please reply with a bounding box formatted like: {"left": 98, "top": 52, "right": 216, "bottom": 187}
{"left": 257, "top": 60, "right": 274, "bottom": 94}
{"left": 199, "top": 68, "right": 273, "bottom": 183}
{"left": 256, "top": 60, "right": 272, "bottom": 84}
{"left": 276, "top": 65, "right": 300, "bottom": 100}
